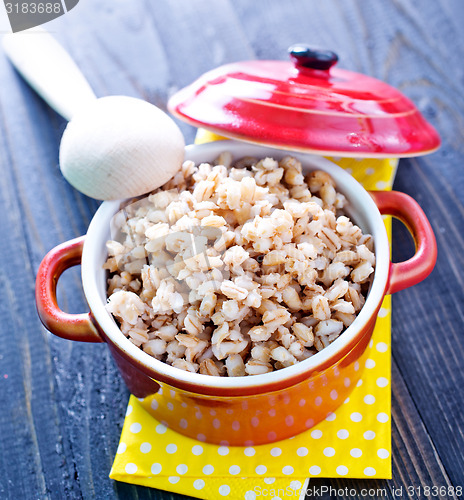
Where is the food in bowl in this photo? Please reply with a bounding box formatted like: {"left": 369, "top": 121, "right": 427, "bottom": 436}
{"left": 104, "top": 153, "right": 375, "bottom": 377}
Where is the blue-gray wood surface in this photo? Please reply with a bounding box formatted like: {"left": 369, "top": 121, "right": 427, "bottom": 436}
{"left": 0, "top": 1, "right": 463, "bottom": 499}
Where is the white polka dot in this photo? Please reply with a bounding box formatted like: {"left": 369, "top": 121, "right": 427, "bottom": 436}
{"left": 297, "top": 447, "right": 308, "bottom": 457}
{"left": 244, "top": 447, "right": 255, "bottom": 456}
{"left": 299, "top": 399, "right": 306, "bottom": 407}
{"left": 364, "top": 467, "right": 377, "bottom": 476}
{"left": 305, "top": 418, "right": 315, "bottom": 428}
{"left": 151, "top": 463, "right": 162, "bottom": 474}
{"left": 378, "top": 307, "right": 389, "bottom": 317}
{"left": 193, "top": 479, "right": 205, "bottom": 490}
{"left": 156, "top": 424, "right": 167, "bottom": 434}
{"left": 117, "top": 442, "right": 126, "bottom": 454}
{"left": 212, "top": 418, "right": 221, "bottom": 429}
{"left": 356, "top": 379, "right": 363, "bottom": 387}
{"left": 168, "top": 476, "right": 180, "bottom": 484}
{"left": 337, "top": 429, "right": 349, "bottom": 439}
{"left": 311, "top": 429, "right": 323, "bottom": 439}
{"left": 290, "top": 480, "right": 302, "bottom": 490}
{"left": 166, "top": 443, "right": 177, "bottom": 454}
{"left": 219, "top": 485, "right": 230, "bottom": 496}
{"left": 229, "top": 465, "right": 240, "bottom": 475}
{"left": 181, "top": 402, "right": 187, "bottom": 408}
{"left": 344, "top": 377, "right": 351, "bottom": 387}
{"left": 376, "top": 342, "right": 388, "bottom": 352}
{"left": 218, "top": 446, "right": 229, "bottom": 456}
{"left": 157, "top": 387, "right": 163, "bottom": 395}
{"left": 376, "top": 180, "right": 388, "bottom": 189}
{"left": 169, "top": 390, "right": 176, "bottom": 397}
{"left": 326, "top": 412, "right": 336, "bottom": 421}
{"left": 309, "top": 465, "right": 321, "bottom": 475}
{"left": 197, "top": 433, "right": 206, "bottom": 442}
{"left": 350, "top": 412, "right": 363, "bottom": 422}
{"left": 268, "top": 408, "right": 276, "bottom": 416}
{"left": 369, "top": 339, "right": 373, "bottom": 348}
{"left": 210, "top": 409, "right": 216, "bottom": 416}
{"left": 364, "top": 394, "right": 376, "bottom": 404}
{"left": 330, "top": 390, "right": 338, "bottom": 400}
{"left": 245, "top": 491, "right": 257, "bottom": 500}
{"left": 232, "top": 420, "right": 240, "bottom": 431}
{"left": 377, "top": 377, "right": 389, "bottom": 388}
{"left": 315, "top": 396, "right": 323, "bottom": 406}
{"left": 264, "top": 478, "right": 275, "bottom": 484}
{"left": 350, "top": 448, "right": 362, "bottom": 458}
{"left": 203, "top": 464, "right": 214, "bottom": 475}
{"left": 323, "top": 447, "right": 335, "bottom": 457}
{"left": 282, "top": 465, "right": 294, "bottom": 475}
{"left": 285, "top": 415, "right": 294, "bottom": 426}
{"left": 192, "top": 445, "right": 203, "bottom": 455}
{"left": 344, "top": 397, "right": 350, "bottom": 404}
{"left": 270, "top": 447, "right": 281, "bottom": 457}
{"left": 226, "top": 409, "right": 233, "bottom": 415}
{"left": 176, "top": 464, "right": 188, "bottom": 475}
{"left": 167, "top": 402, "right": 174, "bottom": 411}
{"left": 354, "top": 361, "right": 360, "bottom": 371}
{"left": 365, "top": 167, "right": 375, "bottom": 175}
{"left": 337, "top": 465, "right": 349, "bottom": 476}
{"left": 130, "top": 422, "right": 141, "bottom": 434}
{"left": 125, "top": 405, "right": 133, "bottom": 416}
{"left": 150, "top": 400, "right": 158, "bottom": 410}
{"left": 195, "top": 411, "right": 202, "bottom": 420}
{"left": 364, "top": 430, "right": 376, "bottom": 440}
{"left": 140, "top": 442, "right": 151, "bottom": 453}
{"left": 365, "top": 358, "right": 376, "bottom": 369}
{"left": 179, "top": 418, "right": 188, "bottom": 429}
{"left": 255, "top": 465, "right": 267, "bottom": 475}
{"left": 125, "top": 463, "right": 137, "bottom": 474}
{"left": 378, "top": 448, "right": 390, "bottom": 459}
{"left": 377, "top": 412, "right": 389, "bottom": 423}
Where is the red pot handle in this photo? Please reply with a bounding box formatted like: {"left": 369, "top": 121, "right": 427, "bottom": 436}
{"left": 35, "top": 236, "right": 104, "bottom": 343}
{"left": 369, "top": 191, "right": 437, "bottom": 295}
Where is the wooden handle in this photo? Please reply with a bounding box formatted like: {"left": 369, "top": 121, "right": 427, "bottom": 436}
{"left": 3, "top": 28, "right": 96, "bottom": 121}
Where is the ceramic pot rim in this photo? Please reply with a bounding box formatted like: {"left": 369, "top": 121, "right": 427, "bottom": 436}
{"left": 81, "top": 140, "right": 390, "bottom": 392}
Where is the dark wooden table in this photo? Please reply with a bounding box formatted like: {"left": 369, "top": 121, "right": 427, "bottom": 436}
{"left": 0, "top": 1, "right": 462, "bottom": 499}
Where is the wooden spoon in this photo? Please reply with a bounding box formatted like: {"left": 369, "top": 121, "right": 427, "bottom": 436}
{"left": 2, "top": 29, "right": 185, "bottom": 200}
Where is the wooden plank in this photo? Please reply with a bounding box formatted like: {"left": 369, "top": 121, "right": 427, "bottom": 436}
{"left": 0, "top": 97, "right": 80, "bottom": 498}
{"left": 391, "top": 156, "right": 464, "bottom": 489}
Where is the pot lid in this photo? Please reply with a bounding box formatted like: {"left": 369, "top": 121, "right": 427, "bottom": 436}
{"left": 168, "top": 45, "right": 440, "bottom": 158}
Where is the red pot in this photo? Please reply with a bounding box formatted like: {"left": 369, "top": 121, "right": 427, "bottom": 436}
{"left": 35, "top": 141, "right": 436, "bottom": 445}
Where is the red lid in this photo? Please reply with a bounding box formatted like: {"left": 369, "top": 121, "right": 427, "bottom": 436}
{"left": 168, "top": 46, "right": 440, "bottom": 158}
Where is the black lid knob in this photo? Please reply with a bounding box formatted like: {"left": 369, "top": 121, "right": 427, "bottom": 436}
{"left": 289, "top": 45, "right": 338, "bottom": 71}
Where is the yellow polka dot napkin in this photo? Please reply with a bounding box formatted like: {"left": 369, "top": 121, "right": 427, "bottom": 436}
{"left": 110, "top": 131, "right": 398, "bottom": 499}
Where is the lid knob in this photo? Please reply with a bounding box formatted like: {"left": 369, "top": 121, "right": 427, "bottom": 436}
{"left": 289, "top": 44, "right": 338, "bottom": 71}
